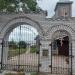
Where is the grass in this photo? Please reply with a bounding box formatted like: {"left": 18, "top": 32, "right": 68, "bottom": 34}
{"left": 31, "top": 72, "right": 38, "bottom": 75}
{"left": 30, "top": 46, "right": 37, "bottom": 53}
{"left": 8, "top": 45, "right": 37, "bottom": 58}
{"left": 8, "top": 48, "right": 27, "bottom": 58}
{"left": 5, "top": 72, "right": 25, "bottom": 75}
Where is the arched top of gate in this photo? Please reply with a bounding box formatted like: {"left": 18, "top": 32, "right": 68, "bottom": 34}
{"left": 51, "top": 30, "right": 71, "bottom": 41}
{"left": 1, "top": 16, "right": 44, "bottom": 39}
{"left": 47, "top": 24, "right": 75, "bottom": 40}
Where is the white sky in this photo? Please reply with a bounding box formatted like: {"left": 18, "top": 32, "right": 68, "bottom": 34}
{"left": 37, "top": 0, "right": 75, "bottom": 17}
{"left": 9, "top": 25, "right": 38, "bottom": 43}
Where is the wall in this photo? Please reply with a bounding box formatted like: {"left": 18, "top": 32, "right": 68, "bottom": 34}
{"left": 0, "top": 13, "right": 75, "bottom": 74}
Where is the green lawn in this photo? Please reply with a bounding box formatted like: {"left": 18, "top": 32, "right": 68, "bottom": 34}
{"left": 8, "top": 48, "right": 27, "bottom": 58}
{"left": 5, "top": 72, "right": 25, "bottom": 75}
{"left": 8, "top": 45, "right": 38, "bottom": 58}
{"left": 30, "top": 46, "right": 37, "bottom": 53}
{"left": 31, "top": 72, "right": 38, "bottom": 75}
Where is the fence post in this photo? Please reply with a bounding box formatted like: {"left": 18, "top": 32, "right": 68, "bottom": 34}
{"left": 71, "top": 43, "right": 72, "bottom": 75}
{"left": 0, "top": 38, "right": 3, "bottom": 72}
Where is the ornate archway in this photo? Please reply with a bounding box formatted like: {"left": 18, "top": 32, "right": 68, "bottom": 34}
{"left": 0, "top": 16, "right": 42, "bottom": 73}
{"left": 46, "top": 24, "right": 75, "bottom": 75}
{"left": 1, "top": 16, "right": 44, "bottom": 39}
{"left": 52, "top": 30, "right": 71, "bottom": 55}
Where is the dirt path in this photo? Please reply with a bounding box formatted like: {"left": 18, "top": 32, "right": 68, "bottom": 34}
{"left": 6, "top": 53, "right": 69, "bottom": 74}
{"left": 7, "top": 52, "right": 38, "bottom": 66}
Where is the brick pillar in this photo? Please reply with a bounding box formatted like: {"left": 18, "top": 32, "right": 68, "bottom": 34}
{"left": 39, "top": 40, "right": 51, "bottom": 72}
{"left": 0, "top": 38, "right": 3, "bottom": 70}
{"left": 2, "top": 40, "right": 8, "bottom": 65}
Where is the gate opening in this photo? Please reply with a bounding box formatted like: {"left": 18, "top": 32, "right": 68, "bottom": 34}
{"left": 51, "top": 30, "right": 72, "bottom": 75}
{"left": 1, "top": 25, "right": 40, "bottom": 74}
{"left": 56, "top": 36, "right": 69, "bottom": 56}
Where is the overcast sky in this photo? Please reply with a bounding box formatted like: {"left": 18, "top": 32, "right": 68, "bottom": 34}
{"left": 37, "top": 0, "right": 75, "bottom": 17}
{"left": 9, "top": 25, "right": 38, "bottom": 42}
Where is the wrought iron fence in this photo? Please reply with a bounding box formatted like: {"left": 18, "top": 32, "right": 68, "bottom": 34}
{"left": 0, "top": 26, "right": 73, "bottom": 75}
{"left": 51, "top": 30, "right": 72, "bottom": 75}
{"left": 1, "top": 25, "right": 40, "bottom": 73}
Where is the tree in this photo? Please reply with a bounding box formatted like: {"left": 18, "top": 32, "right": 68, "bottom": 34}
{"left": 8, "top": 41, "right": 17, "bottom": 49}
{"left": 18, "top": 41, "right": 27, "bottom": 49}
{"left": 22, "top": 0, "right": 37, "bottom": 11}
{"left": 0, "top": 0, "right": 37, "bottom": 12}
{"left": 30, "top": 45, "right": 37, "bottom": 53}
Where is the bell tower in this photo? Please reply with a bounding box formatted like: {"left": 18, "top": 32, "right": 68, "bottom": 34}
{"left": 54, "top": 0, "right": 73, "bottom": 18}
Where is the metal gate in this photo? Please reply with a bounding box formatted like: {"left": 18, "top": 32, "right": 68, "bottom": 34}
{"left": 1, "top": 25, "right": 40, "bottom": 73}
{"left": 51, "top": 30, "right": 72, "bottom": 75}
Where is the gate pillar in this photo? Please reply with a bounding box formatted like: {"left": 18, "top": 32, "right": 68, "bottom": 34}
{"left": 1, "top": 40, "right": 8, "bottom": 69}
{"left": 40, "top": 40, "right": 51, "bottom": 73}
{"left": 72, "top": 40, "right": 75, "bottom": 75}
{"left": 0, "top": 38, "right": 3, "bottom": 70}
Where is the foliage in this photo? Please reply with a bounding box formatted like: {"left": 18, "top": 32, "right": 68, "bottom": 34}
{"left": 8, "top": 41, "right": 27, "bottom": 58}
{"left": 18, "top": 41, "right": 27, "bottom": 49}
{"left": 0, "top": 0, "right": 37, "bottom": 12}
{"left": 30, "top": 45, "right": 37, "bottom": 53}
{"left": 8, "top": 41, "right": 18, "bottom": 49}
{"left": 5, "top": 72, "right": 38, "bottom": 75}
{"left": 5, "top": 72, "right": 25, "bottom": 75}
{"left": 23, "top": 0, "right": 37, "bottom": 11}
{"left": 31, "top": 72, "right": 38, "bottom": 75}
{"left": 8, "top": 48, "right": 27, "bottom": 58}
{"left": 7, "top": 5, "right": 16, "bottom": 12}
